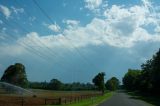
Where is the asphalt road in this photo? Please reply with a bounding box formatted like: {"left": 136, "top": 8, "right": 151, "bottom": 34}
{"left": 98, "top": 91, "right": 151, "bottom": 106}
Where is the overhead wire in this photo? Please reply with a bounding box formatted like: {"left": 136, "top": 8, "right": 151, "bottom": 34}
{"left": 32, "top": 0, "right": 99, "bottom": 71}
{"left": 14, "top": 0, "right": 89, "bottom": 83}
{"left": 32, "top": 0, "right": 100, "bottom": 86}
{"left": 14, "top": 0, "right": 84, "bottom": 72}
{"left": 2, "top": 19, "right": 75, "bottom": 72}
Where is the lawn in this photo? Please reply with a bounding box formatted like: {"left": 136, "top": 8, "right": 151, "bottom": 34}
{"left": 68, "top": 92, "right": 113, "bottom": 106}
{"left": 0, "top": 89, "right": 103, "bottom": 106}
{"left": 48, "top": 92, "right": 113, "bottom": 106}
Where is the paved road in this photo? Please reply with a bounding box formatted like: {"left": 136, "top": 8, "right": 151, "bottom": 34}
{"left": 98, "top": 91, "right": 150, "bottom": 106}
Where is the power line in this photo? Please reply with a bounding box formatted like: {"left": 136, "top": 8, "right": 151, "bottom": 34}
{"left": 2, "top": 19, "right": 75, "bottom": 72}
{"left": 32, "top": 0, "right": 99, "bottom": 71}
{"left": 11, "top": 19, "right": 78, "bottom": 70}
{"left": 14, "top": 0, "right": 84, "bottom": 71}
{"left": 1, "top": 20, "right": 52, "bottom": 63}
{"left": 14, "top": 0, "right": 91, "bottom": 77}
{"left": 33, "top": 0, "right": 97, "bottom": 83}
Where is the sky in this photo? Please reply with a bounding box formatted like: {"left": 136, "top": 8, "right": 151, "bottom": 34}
{"left": 0, "top": 0, "right": 160, "bottom": 83}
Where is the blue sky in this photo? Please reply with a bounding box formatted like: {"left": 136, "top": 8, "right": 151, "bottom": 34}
{"left": 0, "top": 0, "right": 160, "bottom": 83}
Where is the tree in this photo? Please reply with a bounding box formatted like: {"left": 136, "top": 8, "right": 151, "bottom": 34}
{"left": 49, "top": 79, "right": 63, "bottom": 90}
{"left": 151, "top": 49, "right": 160, "bottom": 92}
{"left": 1, "top": 63, "right": 28, "bottom": 88}
{"left": 140, "top": 49, "right": 160, "bottom": 93}
{"left": 92, "top": 72, "right": 105, "bottom": 94}
{"left": 122, "top": 49, "right": 160, "bottom": 94}
{"left": 122, "top": 69, "right": 141, "bottom": 90}
{"left": 105, "top": 77, "right": 119, "bottom": 91}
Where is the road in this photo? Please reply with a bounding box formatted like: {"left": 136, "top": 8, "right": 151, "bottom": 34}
{"left": 98, "top": 91, "right": 151, "bottom": 106}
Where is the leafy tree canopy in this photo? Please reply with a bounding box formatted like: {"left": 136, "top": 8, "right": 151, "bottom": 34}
{"left": 92, "top": 72, "right": 105, "bottom": 94}
{"left": 1, "top": 63, "right": 28, "bottom": 88}
{"left": 123, "top": 49, "right": 160, "bottom": 94}
{"left": 49, "top": 79, "right": 63, "bottom": 90}
{"left": 105, "top": 77, "right": 119, "bottom": 91}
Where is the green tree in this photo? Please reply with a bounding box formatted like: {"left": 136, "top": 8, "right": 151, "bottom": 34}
{"left": 140, "top": 49, "right": 160, "bottom": 93}
{"left": 122, "top": 49, "right": 160, "bottom": 94}
{"left": 49, "top": 79, "right": 63, "bottom": 90}
{"left": 1, "top": 63, "right": 28, "bottom": 88}
{"left": 105, "top": 77, "right": 119, "bottom": 91}
{"left": 123, "top": 69, "right": 141, "bottom": 90}
{"left": 151, "top": 49, "right": 160, "bottom": 92}
{"left": 92, "top": 72, "right": 105, "bottom": 94}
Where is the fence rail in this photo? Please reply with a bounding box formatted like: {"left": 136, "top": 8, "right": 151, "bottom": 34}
{"left": 44, "top": 93, "right": 102, "bottom": 105}
{"left": 0, "top": 93, "right": 102, "bottom": 106}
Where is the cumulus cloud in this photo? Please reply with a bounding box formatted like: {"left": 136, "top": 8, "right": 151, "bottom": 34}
{"left": 1, "top": 0, "right": 160, "bottom": 54}
{"left": 1, "top": 0, "right": 160, "bottom": 82}
{"left": 84, "top": 0, "right": 102, "bottom": 10}
{"left": 11, "top": 6, "right": 24, "bottom": 14}
{"left": 29, "top": 16, "right": 36, "bottom": 22}
{"left": 4, "top": 0, "right": 160, "bottom": 54}
{"left": 48, "top": 23, "right": 61, "bottom": 32}
{"left": 101, "top": 0, "right": 160, "bottom": 47}
{"left": 63, "top": 19, "right": 80, "bottom": 29}
{"left": 63, "top": 19, "right": 80, "bottom": 25}
{"left": 0, "top": 5, "right": 11, "bottom": 19}
{"left": 0, "top": 44, "right": 25, "bottom": 57}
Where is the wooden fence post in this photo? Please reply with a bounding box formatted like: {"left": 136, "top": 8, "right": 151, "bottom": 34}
{"left": 59, "top": 98, "right": 61, "bottom": 105}
{"left": 70, "top": 97, "right": 72, "bottom": 104}
{"left": 45, "top": 98, "right": 47, "bottom": 105}
{"left": 21, "top": 97, "right": 24, "bottom": 106}
{"left": 65, "top": 98, "right": 67, "bottom": 104}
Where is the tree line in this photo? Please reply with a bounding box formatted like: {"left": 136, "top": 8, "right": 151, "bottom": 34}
{"left": 0, "top": 63, "right": 120, "bottom": 92}
{"left": 92, "top": 72, "right": 120, "bottom": 94}
{"left": 30, "top": 73, "right": 120, "bottom": 92}
{"left": 123, "top": 49, "right": 160, "bottom": 95}
{"left": 29, "top": 79, "right": 95, "bottom": 91}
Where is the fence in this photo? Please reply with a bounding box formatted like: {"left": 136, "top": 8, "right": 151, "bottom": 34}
{"left": 0, "top": 93, "right": 102, "bottom": 106}
{"left": 45, "top": 93, "right": 102, "bottom": 105}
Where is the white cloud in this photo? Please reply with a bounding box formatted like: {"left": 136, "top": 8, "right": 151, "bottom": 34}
{"left": 141, "top": 0, "right": 152, "bottom": 9}
{"left": 0, "top": 44, "right": 25, "bottom": 56}
{"left": 0, "top": 5, "right": 11, "bottom": 19}
{"left": 29, "top": 16, "right": 36, "bottom": 22}
{"left": 11, "top": 6, "right": 24, "bottom": 14}
{"left": 80, "top": 7, "right": 83, "bottom": 11}
{"left": 42, "top": 22, "right": 48, "bottom": 26}
{"left": 100, "top": 0, "right": 160, "bottom": 47}
{"left": 48, "top": 23, "right": 61, "bottom": 32}
{"left": 63, "top": 19, "right": 80, "bottom": 25}
{"left": 1, "top": 0, "right": 160, "bottom": 57}
{"left": 84, "top": 0, "right": 102, "bottom": 10}
{"left": 1, "top": 0, "right": 160, "bottom": 82}
{"left": 63, "top": 19, "right": 80, "bottom": 29}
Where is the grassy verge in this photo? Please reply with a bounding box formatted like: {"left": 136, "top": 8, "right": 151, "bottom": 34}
{"left": 126, "top": 91, "right": 160, "bottom": 106}
{"left": 48, "top": 92, "right": 113, "bottom": 106}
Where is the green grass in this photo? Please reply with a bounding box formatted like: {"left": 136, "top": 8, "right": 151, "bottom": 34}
{"left": 48, "top": 92, "right": 113, "bottom": 106}
{"left": 31, "top": 89, "right": 101, "bottom": 98}
{"left": 126, "top": 91, "right": 160, "bottom": 106}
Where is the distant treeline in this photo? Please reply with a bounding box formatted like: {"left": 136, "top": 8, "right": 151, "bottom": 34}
{"left": 29, "top": 79, "right": 95, "bottom": 91}
{"left": 123, "top": 49, "right": 160, "bottom": 95}
{"left": 1, "top": 61, "right": 120, "bottom": 92}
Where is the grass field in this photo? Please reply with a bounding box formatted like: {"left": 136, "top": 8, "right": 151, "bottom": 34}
{"left": 0, "top": 89, "right": 103, "bottom": 106}
{"left": 32, "top": 89, "right": 101, "bottom": 98}
{"left": 66, "top": 92, "right": 113, "bottom": 106}
{"left": 48, "top": 92, "right": 113, "bottom": 106}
